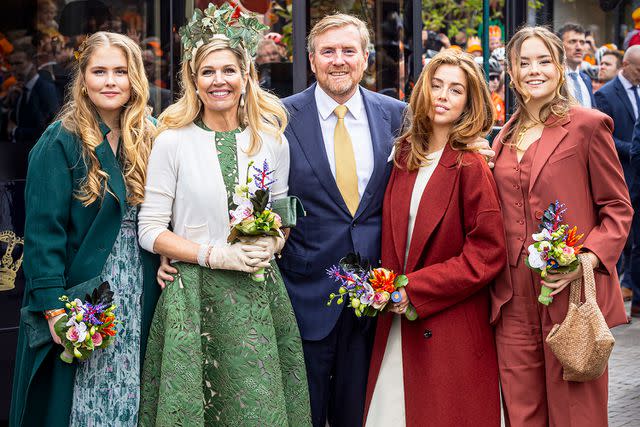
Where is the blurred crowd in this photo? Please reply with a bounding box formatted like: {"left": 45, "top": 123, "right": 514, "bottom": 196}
{"left": 0, "top": 0, "right": 174, "bottom": 153}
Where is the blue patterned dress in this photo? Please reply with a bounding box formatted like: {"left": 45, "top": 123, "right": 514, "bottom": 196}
{"left": 69, "top": 206, "right": 143, "bottom": 426}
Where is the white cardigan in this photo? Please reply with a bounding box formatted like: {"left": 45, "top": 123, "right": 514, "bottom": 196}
{"left": 138, "top": 122, "right": 289, "bottom": 253}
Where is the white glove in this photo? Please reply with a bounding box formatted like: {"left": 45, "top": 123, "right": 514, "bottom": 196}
{"left": 204, "top": 242, "right": 271, "bottom": 273}
{"left": 243, "top": 235, "right": 285, "bottom": 260}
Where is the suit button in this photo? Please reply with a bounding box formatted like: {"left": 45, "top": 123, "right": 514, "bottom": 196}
{"left": 518, "top": 219, "right": 524, "bottom": 225}
{"left": 352, "top": 223, "right": 356, "bottom": 229}
{"left": 423, "top": 329, "right": 432, "bottom": 339}
{"left": 515, "top": 201, "right": 522, "bottom": 207}
{"left": 535, "top": 210, "right": 543, "bottom": 220}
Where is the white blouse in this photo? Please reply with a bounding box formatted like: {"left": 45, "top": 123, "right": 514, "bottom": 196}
{"left": 138, "top": 122, "right": 290, "bottom": 253}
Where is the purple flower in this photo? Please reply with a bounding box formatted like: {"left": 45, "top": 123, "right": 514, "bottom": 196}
{"left": 252, "top": 159, "right": 276, "bottom": 190}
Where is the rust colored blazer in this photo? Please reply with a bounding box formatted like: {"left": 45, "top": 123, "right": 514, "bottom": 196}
{"left": 364, "top": 145, "right": 507, "bottom": 426}
{"left": 491, "top": 106, "right": 633, "bottom": 328}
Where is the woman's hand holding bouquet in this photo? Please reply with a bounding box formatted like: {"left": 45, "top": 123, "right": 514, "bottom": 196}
{"left": 326, "top": 253, "right": 417, "bottom": 320}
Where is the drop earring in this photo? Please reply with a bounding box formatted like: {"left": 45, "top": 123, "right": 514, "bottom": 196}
{"left": 239, "top": 89, "right": 246, "bottom": 108}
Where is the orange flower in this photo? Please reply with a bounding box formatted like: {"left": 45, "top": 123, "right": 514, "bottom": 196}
{"left": 99, "top": 312, "right": 117, "bottom": 337}
{"left": 566, "top": 226, "right": 584, "bottom": 248}
{"left": 369, "top": 268, "right": 397, "bottom": 293}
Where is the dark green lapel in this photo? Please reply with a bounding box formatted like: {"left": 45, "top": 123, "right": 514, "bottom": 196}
{"left": 95, "top": 122, "right": 127, "bottom": 216}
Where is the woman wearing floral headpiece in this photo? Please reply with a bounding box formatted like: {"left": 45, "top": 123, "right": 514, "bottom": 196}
{"left": 137, "top": 4, "right": 311, "bottom": 426}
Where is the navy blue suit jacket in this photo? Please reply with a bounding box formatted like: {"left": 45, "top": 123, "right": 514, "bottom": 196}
{"left": 629, "top": 116, "right": 640, "bottom": 205}
{"left": 11, "top": 76, "right": 60, "bottom": 148}
{"left": 579, "top": 71, "right": 597, "bottom": 109}
{"left": 278, "top": 84, "right": 406, "bottom": 341}
{"left": 595, "top": 76, "right": 635, "bottom": 184}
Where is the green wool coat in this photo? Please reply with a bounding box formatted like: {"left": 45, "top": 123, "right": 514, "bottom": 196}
{"left": 9, "top": 120, "right": 160, "bottom": 426}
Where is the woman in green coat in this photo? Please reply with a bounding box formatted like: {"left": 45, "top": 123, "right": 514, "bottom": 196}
{"left": 9, "top": 32, "right": 160, "bottom": 426}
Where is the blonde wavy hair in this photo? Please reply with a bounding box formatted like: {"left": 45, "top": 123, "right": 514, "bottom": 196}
{"left": 395, "top": 49, "right": 495, "bottom": 170}
{"left": 502, "top": 26, "right": 573, "bottom": 146}
{"left": 158, "top": 38, "right": 287, "bottom": 154}
{"left": 58, "top": 31, "right": 154, "bottom": 206}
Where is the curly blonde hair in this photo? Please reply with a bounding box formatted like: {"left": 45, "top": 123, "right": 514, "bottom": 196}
{"left": 58, "top": 31, "right": 154, "bottom": 206}
{"left": 157, "top": 37, "right": 287, "bottom": 154}
{"left": 395, "top": 49, "right": 495, "bottom": 170}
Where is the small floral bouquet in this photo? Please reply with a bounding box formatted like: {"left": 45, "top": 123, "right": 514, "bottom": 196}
{"left": 53, "top": 281, "right": 119, "bottom": 363}
{"left": 326, "top": 253, "right": 417, "bottom": 320}
{"left": 525, "top": 201, "right": 584, "bottom": 305}
{"left": 228, "top": 160, "right": 282, "bottom": 282}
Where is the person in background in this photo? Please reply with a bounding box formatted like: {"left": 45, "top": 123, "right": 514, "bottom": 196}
{"left": 7, "top": 43, "right": 59, "bottom": 150}
{"left": 492, "top": 26, "right": 631, "bottom": 426}
{"left": 364, "top": 49, "right": 506, "bottom": 427}
{"left": 597, "top": 49, "right": 623, "bottom": 86}
{"left": 584, "top": 31, "right": 597, "bottom": 65}
{"left": 10, "top": 31, "right": 160, "bottom": 427}
{"left": 489, "top": 25, "right": 504, "bottom": 52}
{"left": 489, "top": 57, "right": 505, "bottom": 126}
{"left": 624, "top": 7, "right": 640, "bottom": 50}
{"left": 256, "top": 37, "right": 283, "bottom": 65}
{"left": 466, "top": 36, "right": 483, "bottom": 58}
{"left": 557, "top": 23, "right": 596, "bottom": 108}
{"left": 629, "top": 108, "right": 640, "bottom": 318}
{"left": 595, "top": 45, "right": 640, "bottom": 306}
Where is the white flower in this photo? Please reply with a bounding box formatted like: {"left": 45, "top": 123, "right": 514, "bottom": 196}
{"left": 229, "top": 200, "right": 254, "bottom": 226}
{"left": 75, "top": 322, "right": 88, "bottom": 342}
{"left": 527, "top": 244, "right": 547, "bottom": 269}
{"left": 532, "top": 229, "right": 552, "bottom": 242}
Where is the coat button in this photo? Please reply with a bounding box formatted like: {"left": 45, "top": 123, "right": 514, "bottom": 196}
{"left": 535, "top": 210, "right": 543, "bottom": 220}
{"left": 423, "top": 329, "right": 432, "bottom": 339}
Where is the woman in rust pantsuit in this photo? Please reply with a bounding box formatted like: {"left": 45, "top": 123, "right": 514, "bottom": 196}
{"left": 364, "top": 50, "right": 506, "bottom": 427}
{"left": 491, "top": 26, "right": 632, "bottom": 427}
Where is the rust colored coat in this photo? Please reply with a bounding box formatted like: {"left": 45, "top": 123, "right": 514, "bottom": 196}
{"left": 364, "top": 145, "right": 507, "bottom": 427}
{"left": 490, "top": 107, "right": 632, "bottom": 329}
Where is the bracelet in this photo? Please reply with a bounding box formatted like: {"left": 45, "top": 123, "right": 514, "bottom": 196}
{"left": 204, "top": 245, "right": 214, "bottom": 268}
{"left": 44, "top": 308, "right": 66, "bottom": 320}
{"left": 197, "top": 244, "right": 211, "bottom": 267}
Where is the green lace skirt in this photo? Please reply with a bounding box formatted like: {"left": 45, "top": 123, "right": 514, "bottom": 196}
{"left": 138, "top": 262, "right": 311, "bottom": 427}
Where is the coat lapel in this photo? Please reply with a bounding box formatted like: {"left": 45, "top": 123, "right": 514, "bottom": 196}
{"left": 95, "top": 124, "right": 126, "bottom": 216}
{"left": 390, "top": 167, "right": 414, "bottom": 271}
{"left": 355, "top": 88, "right": 393, "bottom": 220}
{"left": 529, "top": 114, "right": 570, "bottom": 193}
{"left": 614, "top": 77, "right": 635, "bottom": 122}
{"left": 288, "top": 84, "right": 351, "bottom": 215}
{"left": 404, "top": 145, "right": 459, "bottom": 273}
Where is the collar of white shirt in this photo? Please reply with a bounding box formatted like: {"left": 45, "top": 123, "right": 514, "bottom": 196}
{"left": 314, "top": 84, "right": 365, "bottom": 122}
{"left": 617, "top": 70, "right": 635, "bottom": 91}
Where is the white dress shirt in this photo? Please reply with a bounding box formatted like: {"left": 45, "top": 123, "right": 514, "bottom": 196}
{"left": 565, "top": 66, "right": 592, "bottom": 108}
{"left": 138, "top": 123, "right": 289, "bottom": 254}
{"left": 314, "top": 84, "right": 374, "bottom": 198}
{"left": 617, "top": 71, "right": 639, "bottom": 119}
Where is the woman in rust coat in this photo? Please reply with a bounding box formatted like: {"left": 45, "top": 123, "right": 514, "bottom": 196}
{"left": 364, "top": 50, "right": 507, "bottom": 426}
{"left": 491, "top": 27, "right": 632, "bottom": 426}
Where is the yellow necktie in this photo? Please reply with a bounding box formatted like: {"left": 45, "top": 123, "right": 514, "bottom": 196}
{"left": 333, "top": 105, "right": 359, "bottom": 216}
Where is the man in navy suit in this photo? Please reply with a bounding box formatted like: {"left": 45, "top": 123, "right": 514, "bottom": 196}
{"left": 558, "top": 23, "right": 597, "bottom": 108}
{"left": 278, "top": 14, "right": 406, "bottom": 427}
{"left": 7, "top": 44, "right": 60, "bottom": 150}
{"left": 595, "top": 45, "right": 640, "bottom": 302}
{"left": 628, "top": 111, "right": 640, "bottom": 317}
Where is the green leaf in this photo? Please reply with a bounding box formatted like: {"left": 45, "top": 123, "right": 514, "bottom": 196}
{"left": 394, "top": 274, "right": 409, "bottom": 289}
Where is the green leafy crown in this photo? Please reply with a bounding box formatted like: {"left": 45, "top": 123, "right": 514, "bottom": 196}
{"left": 179, "top": 2, "right": 268, "bottom": 66}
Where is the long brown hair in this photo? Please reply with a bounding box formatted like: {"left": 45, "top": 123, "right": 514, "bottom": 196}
{"left": 395, "top": 49, "right": 495, "bottom": 170}
{"left": 57, "top": 31, "right": 154, "bottom": 206}
{"left": 502, "top": 26, "right": 573, "bottom": 146}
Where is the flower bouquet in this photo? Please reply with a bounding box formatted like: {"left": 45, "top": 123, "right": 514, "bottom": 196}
{"left": 326, "top": 253, "right": 417, "bottom": 320}
{"left": 53, "top": 281, "right": 119, "bottom": 363}
{"left": 228, "top": 160, "right": 283, "bottom": 282}
{"left": 525, "top": 201, "right": 584, "bottom": 305}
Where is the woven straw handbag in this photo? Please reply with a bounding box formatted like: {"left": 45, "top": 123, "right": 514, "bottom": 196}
{"left": 545, "top": 253, "right": 615, "bottom": 382}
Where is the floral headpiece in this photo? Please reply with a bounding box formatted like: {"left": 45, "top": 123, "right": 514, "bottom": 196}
{"left": 73, "top": 36, "right": 90, "bottom": 62}
{"left": 179, "top": 2, "right": 268, "bottom": 72}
